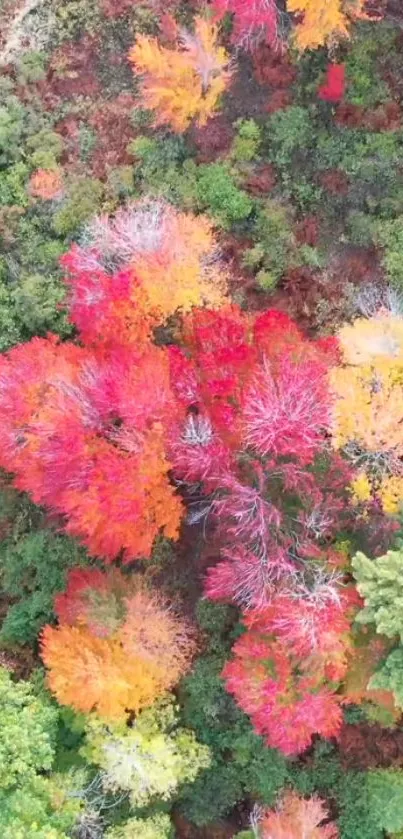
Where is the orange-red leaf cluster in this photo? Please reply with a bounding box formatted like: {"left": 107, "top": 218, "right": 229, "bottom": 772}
{"left": 41, "top": 569, "right": 195, "bottom": 718}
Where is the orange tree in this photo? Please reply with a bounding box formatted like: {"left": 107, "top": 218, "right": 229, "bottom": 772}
{"left": 41, "top": 568, "right": 195, "bottom": 718}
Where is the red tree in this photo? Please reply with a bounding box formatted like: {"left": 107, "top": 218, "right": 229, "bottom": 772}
{"left": 318, "top": 64, "right": 346, "bottom": 102}
{"left": 222, "top": 627, "right": 344, "bottom": 755}
{"left": 0, "top": 336, "right": 182, "bottom": 562}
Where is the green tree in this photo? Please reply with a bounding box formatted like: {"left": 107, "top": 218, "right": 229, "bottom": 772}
{"left": 366, "top": 770, "right": 403, "bottom": 834}
{"left": 196, "top": 163, "right": 253, "bottom": 228}
{"left": 0, "top": 667, "right": 58, "bottom": 791}
{"left": 0, "top": 771, "right": 85, "bottom": 839}
{"left": 105, "top": 814, "right": 174, "bottom": 838}
{"left": 352, "top": 549, "right": 403, "bottom": 640}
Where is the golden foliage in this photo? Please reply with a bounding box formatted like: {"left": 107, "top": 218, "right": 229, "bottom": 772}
{"left": 129, "top": 17, "right": 231, "bottom": 132}
{"left": 338, "top": 314, "right": 403, "bottom": 367}
{"left": 288, "top": 0, "right": 371, "bottom": 50}
{"left": 132, "top": 208, "right": 227, "bottom": 319}
{"left": 41, "top": 580, "right": 195, "bottom": 719}
{"left": 331, "top": 312, "right": 403, "bottom": 516}
{"left": 331, "top": 364, "right": 403, "bottom": 458}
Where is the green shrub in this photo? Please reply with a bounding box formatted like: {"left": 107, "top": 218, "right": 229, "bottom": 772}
{"left": 338, "top": 772, "right": 384, "bottom": 839}
{"left": 0, "top": 281, "right": 23, "bottom": 351}
{"left": 346, "top": 211, "right": 375, "bottom": 246}
{"left": 179, "top": 759, "right": 244, "bottom": 826}
{"left": 12, "top": 272, "right": 70, "bottom": 337}
{"left": 27, "top": 129, "right": 64, "bottom": 162}
{"left": 232, "top": 119, "right": 262, "bottom": 163}
{"left": 53, "top": 178, "right": 104, "bottom": 236}
{"left": 0, "top": 97, "right": 27, "bottom": 165}
{"left": 353, "top": 549, "right": 403, "bottom": 640}
{"left": 0, "top": 162, "right": 30, "bottom": 207}
{"left": 16, "top": 51, "right": 47, "bottom": 84}
{"left": 369, "top": 647, "right": 403, "bottom": 708}
{"left": 373, "top": 217, "right": 403, "bottom": 288}
{"left": 266, "top": 106, "right": 314, "bottom": 169}
{"left": 244, "top": 199, "right": 296, "bottom": 288}
{"left": 105, "top": 814, "right": 174, "bottom": 839}
{"left": 290, "top": 741, "right": 343, "bottom": 798}
{"left": 0, "top": 771, "right": 86, "bottom": 838}
{"left": 107, "top": 166, "right": 135, "bottom": 198}
{"left": 344, "top": 24, "right": 394, "bottom": 108}
{"left": 194, "top": 600, "right": 239, "bottom": 655}
{"left": 366, "top": 770, "right": 403, "bottom": 834}
{"left": 179, "top": 652, "right": 287, "bottom": 824}
{"left": 196, "top": 163, "right": 253, "bottom": 228}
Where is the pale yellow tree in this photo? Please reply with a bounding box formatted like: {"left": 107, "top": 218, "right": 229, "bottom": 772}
{"left": 331, "top": 312, "right": 403, "bottom": 515}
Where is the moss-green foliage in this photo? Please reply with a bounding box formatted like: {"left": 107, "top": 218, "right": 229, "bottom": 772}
{"left": 178, "top": 603, "right": 287, "bottom": 825}
{"left": 0, "top": 520, "right": 89, "bottom": 646}
{"left": 231, "top": 119, "right": 262, "bottom": 163}
{"left": 0, "top": 97, "right": 28, "bottom": 166}
{"left": 266, "top": 106, "right": 315, "bottom": 170}
{"left": 337, "top": 772, "right": 385, "bottom": 839}
{"left": 0, "top": 771, "right": 85, "bottom": 838}
{"left": 53, "top": 0, "right": 102, "bottom": 40}
{"left": 27, "top": 129, "right": 65, "bottom": 171}
{"left": 373, "top": 216, "right": 403, "bottom": 288}
{"left": 366, "top": 770, "right": 403, "bottom": 834}
{"left": 243, "top": 199, "right": 297, "bottom": 289}
{"left": 53, "top": 178, "right": 104, "bottom": 236}
{"left": 337, "top": 769, "right": 403, "bottom": 838}
{"left": 369, "top": 647, "right": 403, "bottom": 709}
{"left": 16, "top": 51, "right": 47, "bottom": 85}
{"left": 130, "top": 134, "right": 192, "bottom": 202}
{"left": 0, "top": 161, "right": 30, "bottom": 207}
{"left": 344, "top": 23, "right": 395, "bottom": 108}
{"left": 290, "top": 741, "right": 343, "bottom": 799}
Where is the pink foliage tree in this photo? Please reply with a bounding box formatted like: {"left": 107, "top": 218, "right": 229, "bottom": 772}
{"left": 212, "top": 0, "right": 280, "bottom": 48}
{"left": 169, "top": 306, "right": 350, "bottom": 609}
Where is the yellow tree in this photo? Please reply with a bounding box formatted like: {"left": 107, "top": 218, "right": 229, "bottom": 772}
{"left": 331, "top": 313, "right": 403, "bottom": 515}
{"left": 288, "top": 0, "right": 374, "bottom": 50}
{"left": 129, "top": 17, "right": 231, "bottom": 132}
